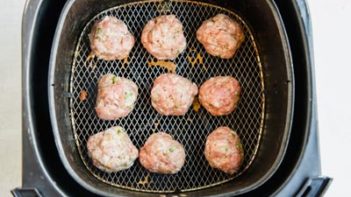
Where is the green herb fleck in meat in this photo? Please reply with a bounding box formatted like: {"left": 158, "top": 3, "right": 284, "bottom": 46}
{"left": 236, "top": 142, "right": 243, "bottom": 153}
{"left": 115, "top": 127, "right": 122, "bottom": 134}
{"left": 95, "top": 27, "right": 104, "bottom": 41}
{"left": 112, "top": 76, "right": 118, "bottom": 84}
{"left": 124, "top": 91, "right": 133, "bottom": 100}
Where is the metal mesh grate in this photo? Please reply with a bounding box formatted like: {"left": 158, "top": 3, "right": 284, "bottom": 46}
{"left": 70, "top": 0, "right": 265, "bottom": 193}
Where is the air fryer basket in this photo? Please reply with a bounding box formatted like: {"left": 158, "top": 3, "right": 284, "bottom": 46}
{"left": 71, "top": 1, "right": 264, "bottom": 192}
{"left": 49, "top": 0, "right": 293, "bottom": 196}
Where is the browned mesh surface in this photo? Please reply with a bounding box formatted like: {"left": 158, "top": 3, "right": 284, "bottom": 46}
{"left": 70, "top": 0, "right": 264, "bottom": 192}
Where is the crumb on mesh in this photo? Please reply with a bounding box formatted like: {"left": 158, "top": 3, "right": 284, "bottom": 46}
{"left": 79, "top": 90, "right": 88, "bottom": 101}
{"left": 148, "top": 60, "right": 177, "bottom": 73}
{"left": 192, "top": 97, "right": 201, "bottom": 112}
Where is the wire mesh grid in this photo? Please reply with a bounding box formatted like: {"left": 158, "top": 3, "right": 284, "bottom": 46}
{"left": 69, "top": 0, "right": 265, "bottom": 193}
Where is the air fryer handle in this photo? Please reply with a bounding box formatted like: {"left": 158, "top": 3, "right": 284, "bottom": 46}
{"left": 295, "top": 177, "right": 332, "bottom": 197}
{"left": 11, "top": 188, "right": 41, "bottom": 197}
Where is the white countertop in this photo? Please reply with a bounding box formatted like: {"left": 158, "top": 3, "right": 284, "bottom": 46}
{"left": 309, "top": 0, "right": 351, "bottom": 196}
{"left": 0, "top": 0, "right": 24, "bottom": 196}
{"left": 0, "top": 0, "right": 350, "bottom": 196}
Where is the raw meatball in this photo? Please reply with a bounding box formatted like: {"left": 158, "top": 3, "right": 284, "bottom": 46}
{"left": 95, "top": 74, "right": 138, "bottom": 120}
{"left": 139, "top": 132, "right": 186, "bottom": 174}
{"left": 204, "top": 127, "right": 244, "bottom": 174}
{"left": 87, "top": 126, "right": 138, "bottom": 172}
{"left": 199, "top": 76, "right": 241, "bottom": 116}
{"left": 89, "top": 16, "right": 135, "bottom": 60}
{"left": 151, "top": 73, "right": 198, "bottom": 116}
{"left": 141, "top": 15, "right": 186, "bottom": 60}
{"left": 196, "top": 14, "right": 244, "bottom": 59}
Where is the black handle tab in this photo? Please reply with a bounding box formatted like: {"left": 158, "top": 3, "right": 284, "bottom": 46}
{"left": 11, "top": 188, "right": 41, "bottom": 197}
{"left": 296, "top": 176, "right": 332, "bottom": 197}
